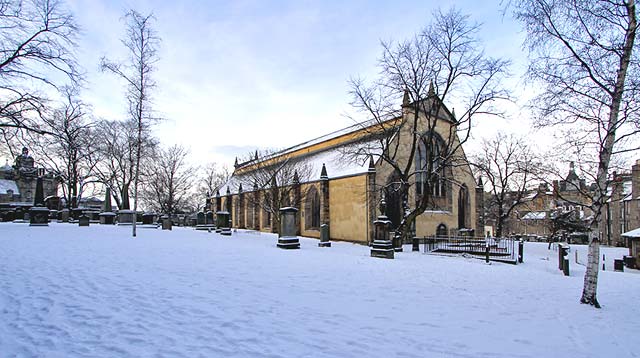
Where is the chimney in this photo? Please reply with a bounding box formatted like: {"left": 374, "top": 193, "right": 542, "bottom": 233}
{"left": 552, "top": 180, "right": 559, "bottom": 199}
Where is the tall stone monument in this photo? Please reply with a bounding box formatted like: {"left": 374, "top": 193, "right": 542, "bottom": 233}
{"left": 29, "top": 177, "right": 50, "bottom": 226}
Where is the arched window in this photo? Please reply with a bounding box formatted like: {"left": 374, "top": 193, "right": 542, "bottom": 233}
{"left": 416, "top": 132, "right": 446, "bottom": 199}
{"left": 305, "top": 186, "right": 321, "bottom": 229}
{"left": 458, "top": 184, "right": 469, "bottom": 229}
{"left": 436, "top": 223, "right": 448, "bottom": 237}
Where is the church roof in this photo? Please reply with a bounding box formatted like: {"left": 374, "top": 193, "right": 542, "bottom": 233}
{"left": 0, "top": 179, "right": 19, "bottom": 194}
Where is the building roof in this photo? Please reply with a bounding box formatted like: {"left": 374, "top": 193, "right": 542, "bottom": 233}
{"left": 522, "top": 211, "right": 546, "bottom": 220}
{"left": 622, "top": 227, "right": 640, "bottom": 238}
{"left": 218, "top": 117, "right": 397, "bottom": 195}
{"left": 0, "top": 179, "right": 19, "bottom": 194}
{"left": 218, "top": 136, "right": 383, "bottom": 195}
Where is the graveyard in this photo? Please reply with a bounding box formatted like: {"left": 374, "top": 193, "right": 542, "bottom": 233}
{"left": 1, "top": 222, "right": 638, "bottom": 358}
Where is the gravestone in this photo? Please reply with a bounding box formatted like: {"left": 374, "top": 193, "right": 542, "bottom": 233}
{"left": 161, "top": 215, "right": 172, "bottom": 230}
{"left": 141, "top": 212, "right": 158, "bottom": 229}
{"left": 3, "top": 211, "right": 15, "bottom": 222}
{"left": 277, "top": 207, "right": 299, "bottom": 249}
{"left": 371, "top": 196, "right": 394, "bottom": 259}
{"left": 318, "top": 223, "right": 331, "bottom": 247}
{"left": 117, "top": 209, "right": 135, "bottom": 225}
{"left": 78, "top": 214, "right": 90, "bottom": 227}
{"left": 13, "top": 207, "right": 25, "bottom": 223}
{"left": 60, "top": 209, "right": 69, "bottom": 222}
{"left": 195, "top": 211, "right": 207, "bottom": 230}
{"left": 29, "top": 177, "right": 50, "bottom": 226}
{"left": 100, "top": 187, "right": 116, "bottom": 224}
{"left": 216, "top": 211, "right": 231, "bottom": 236}
{"left": 70, "top": 208, "right": 84, "bottom": 223}
{"left": 99, "top": 211, "right": 116, "bottom": 224}
{"left": 87, "top": 210, "right": 100, "bottom": 223}
{"left": 205, "top": 211, "right": 215, "bottom": 230}
{"left": 49, "top": 209, "right": 58, "bottom": 221}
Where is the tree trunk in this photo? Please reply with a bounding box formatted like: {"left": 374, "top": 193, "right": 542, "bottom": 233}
{"left": 580, "top": 0, "right": 636, "bottom": 308}
{"left": 580, "top": 232, "right": 601, "bottom": 308}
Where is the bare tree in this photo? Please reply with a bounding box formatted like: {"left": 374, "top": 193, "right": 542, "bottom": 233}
{"left": 92, "top": 119, "right": 157, "bottom": 210}
{"left": 0, "top": 0, "right": 80, "bottom": 134}
{"left": 513, "top": 0, "right": 638, "bottom": 308}
{"left": 23, "top": 86, "right": 99, "bottom": 208}
{"left": 101, "top": 10, "right": 160, "bottom": 237}
{"left": 141, "top": 144, "right": 196, "bottom": 214}
{"left": 471, "top": 134, "right": 542, "bottom": 238}
{"left": 348, "top": 8, "right": 509, "bottom": 242}
{"left": 197, "top": 162, "right": 230, "bottom": 210}
{"left": 237, "top": 150, "right": 312, "bottom": 234}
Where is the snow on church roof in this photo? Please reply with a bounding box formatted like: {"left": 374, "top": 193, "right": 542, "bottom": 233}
{"left": 0, "top": 179, "right": 19, "bottom": 194}
{"left": 218, "top": 136, "right": 383, "bottom": 195}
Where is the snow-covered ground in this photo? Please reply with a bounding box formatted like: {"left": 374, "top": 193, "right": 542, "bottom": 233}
{"left": 0, "top": 223, "right": 638, "bottom": 358}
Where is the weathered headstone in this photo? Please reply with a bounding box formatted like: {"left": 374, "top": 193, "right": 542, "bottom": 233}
{"left": 412, "top": 237, "right": 420, "bottom": 252}
{"left": 117, "top": 209, "right": 135, "bottom": 225}
{"left": 60, "top": 209, "right": 69, "bottom": 222}
{"left": 371, "top": 196, "right": 394, "bottom": 259}
{"left": 100, "top": 187, "right": 116, "bottom": 224}
{"left": 13, "top": 207, "right": 25, "bottom": 223}
{"left": 70, "top": 208, "right": 84, "bottom": 223}
{"left": 3, "top": 211, "right": 15, "bottom": 222}
{"left": 78, "top": 214, "right": 90, "bottom": 227}
{"left": 318, "top": 223, "right": 331, "bottom": 247}
{"left": 141, "top": 212, "right": 158, "bottom": 229}
{"left": 195, "top": 211, "right": 208, "bottom": 230}
{"left": 216, "top": 211, "right": 231, "bottom": 236}
{"left": 99, "top": 211, "right": 116, "bottom": 224}
{"left": 161, "top": 215, "right": 172, "bottom": 230}
{"left": 277, "top": 207, "right": 299, "bottom": 249}
{"left": 29, "top": 177, "right": 49, "bottom": 227}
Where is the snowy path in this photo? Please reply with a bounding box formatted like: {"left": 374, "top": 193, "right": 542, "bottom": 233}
{"left": 0, "top": 223, "right": 638, "bottom": 357}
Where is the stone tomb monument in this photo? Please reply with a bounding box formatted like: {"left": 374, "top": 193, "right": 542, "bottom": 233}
{"left": 370, "top": 196, "right": 394, "bottom": 259}
{"left": 195, "top": 211, "right": 207, "bottom": 230}
{"left": 141, "top": 212, "right": 158, "bottom": 229}
{"left": 277, "top": 207, "right": 300, "bottom": 249}
{"left": 216, "top": 211, "right": 231, "bottom": 236}
{"left": 99, "top": 188, "right": 116, "bottom": 224}
{"left": 29, "top": 177, "right": 50, "bottom": 226}
{"left": 117, "top": 209, "right": 135, "bottom": 225}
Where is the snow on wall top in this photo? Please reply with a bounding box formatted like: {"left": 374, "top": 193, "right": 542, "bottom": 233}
{"left": 0, "top": 179, "right": 19, "bottom": 194}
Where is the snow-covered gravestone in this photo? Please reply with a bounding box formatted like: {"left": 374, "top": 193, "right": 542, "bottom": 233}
{"left": 277, "top": 207, "right": 300, "bottom": 249}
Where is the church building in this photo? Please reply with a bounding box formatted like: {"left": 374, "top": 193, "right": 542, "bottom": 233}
{"left": 210, "top": 92, "right": 483, "bottom": 244}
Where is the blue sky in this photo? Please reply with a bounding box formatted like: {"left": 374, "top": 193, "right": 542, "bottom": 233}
{"left": 67, "top": 0, "right": 531, "bottom": 167}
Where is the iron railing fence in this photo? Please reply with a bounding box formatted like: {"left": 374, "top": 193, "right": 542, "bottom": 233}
{"left": 415, "top": 236, "right": 518, "bottom": 263}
